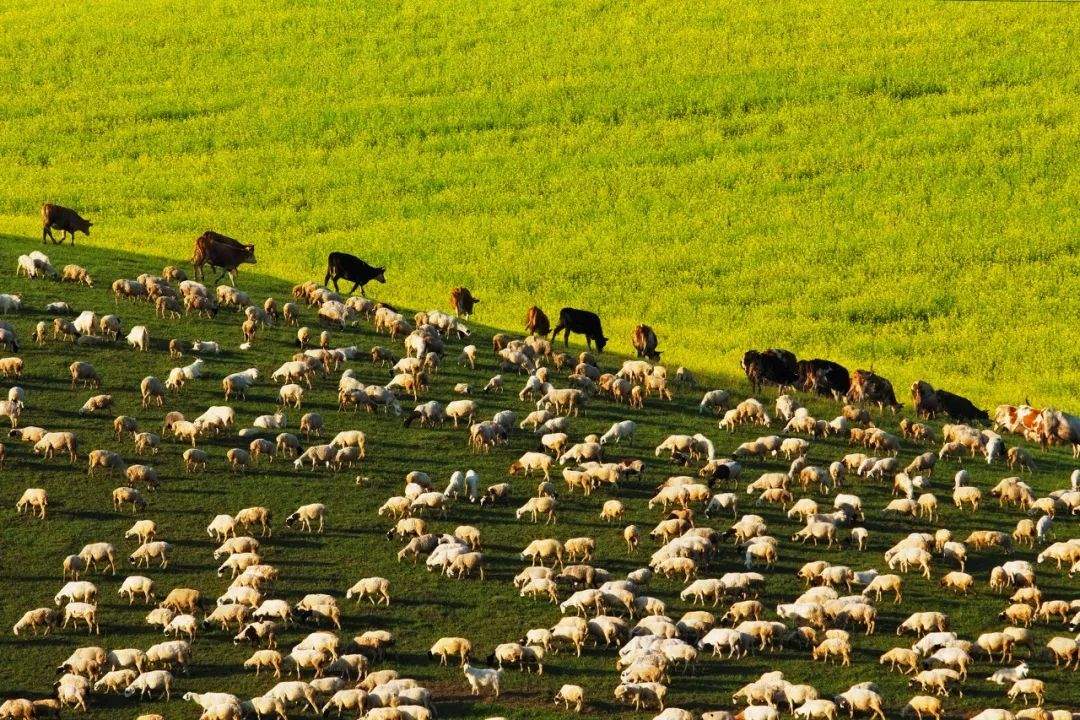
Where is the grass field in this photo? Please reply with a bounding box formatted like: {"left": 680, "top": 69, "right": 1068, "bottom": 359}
{"left": 0, "top": 235, "right": 1077, "bottom": 720}
{"left": 0, "top": 1, "right": 1078, "bottom": 406}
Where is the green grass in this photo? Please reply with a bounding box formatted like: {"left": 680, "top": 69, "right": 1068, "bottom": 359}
{"left": 0, "top": 235, "right": 1077, "bottom": 720}
{"left": 0, "top": 1, "right": 1077, "bottom": 405}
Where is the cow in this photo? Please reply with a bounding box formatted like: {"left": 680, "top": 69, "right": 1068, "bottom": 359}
{"left": 450, "top": 287, "right": 479, "bottom": 318}
{"left": 936, "top": 390, "right": 987, "bottom": 423}
{"left": 992, "top": 404, "right": 1042, "bottom": 437}
{"left": 42, "top": 204, "right": 92, "bottom": 245}
{"left": 551, "top": 308, "right": 608, "bottom": 353}
{"left": 912, "top": 381, "right": 986, "bottom": 423}
{"left": 846, "top": 369, "right": 902, "bottom": 413}
{"left": 1037, "top": 407, "right": 1080, "bottom": 455}
{"left": 631, "top": 324, "right": 661, "bottom": 361}
{"left": 191, "top": 231, "right": 256, "bottom": 285}
{"left": 525, "top": 306, "right": 551, "bottom": 337}
{"left": 911, "top": 381, "right": 940, "bottom": 418}
{"left": 796, "top": 359, "right": 850, "bottom": 399}
{"left": 324, "top": 252, "right": 386, "bottom": 296}
{"left": 741, "top": 349, "right": 797, "bottom": 394}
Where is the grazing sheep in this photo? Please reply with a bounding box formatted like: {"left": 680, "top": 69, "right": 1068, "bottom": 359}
{"left": 15, "top": 487, "right": 48, "bottom": 519}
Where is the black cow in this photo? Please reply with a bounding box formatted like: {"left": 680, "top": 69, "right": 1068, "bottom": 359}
{"left": 42, "top": 203, "right": 92, "bottom": 245}
{"left": 325, "top": 252, "right": 386, "bottom": 296}
{"left": 936, "top": 389, "right": 989, "bottom": 424}
{"left": 191, "top": 231, "right": 256, "bottom": 285}
{"left": 551, "top": 308, "right": 608, "bottom": 353}
{"left": 741, "top": 348, "right": 797, "bottom": 394}
{"left": 796, "top": 359, "right": 851, "bottom": 399}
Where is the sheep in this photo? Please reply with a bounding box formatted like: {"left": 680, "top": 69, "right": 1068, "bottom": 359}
{"left": 118, "top": 575, "right": 156, "bottom": 605}
{"left": 1044, "top": 636, "right": 1078, "bottom": 669}
{"left": 940, "top": 571, "right": 974, "bottom": 594}
{"left": 347, "top": 577, "right": 391, "bottom": 606}
{"left": 553, "top": 684, "right": 585, "bottom": 713}
{"left": 429, "top": 636, "right": 472, "bottom": 666}
{"left": 12, "top": 607, "right": 58, "bottom": 636}
{"left": 223, "top": 368, "right": 260, "bottom": 400}
{"left": 15, "top": 488, "right": 47, "bottom": 519}
{"left": 78, "top": 542, "right": 116, "bottom": 575}
{"left": 614, "top": 682, "right": 667, "bottom": 711}
{"left": 0, "top": 357, "right": 23, "bottom": 380}
{"left": 129, "top": 540, "right": 171, "bottom": 568}
{"left": 834, "top": 688, "right": 885, "bottom": 720}
{"left": 79, "top": 393, "right": 113, "bottom": 415}
{"left": 69, "top": 361, "right": 101, "bottom": 389}
{"left": 1007, "top": 678, "right": 1045, "bottom": 706}
{"left": 517, "top": 496, "right": 558, "bottom": 524}
{"left": 62, "top": 601, "right": 99, "bottom": 634}
{"left": 976, "top": 632, "right": 1017, "bottom": 663}
{"left": 902, "top": 696, "right": 942, "bottom": 720}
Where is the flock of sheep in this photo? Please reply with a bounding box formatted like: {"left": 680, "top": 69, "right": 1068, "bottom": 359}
{"left": 1, "top": 247, "right": 1079, "bottom": 720}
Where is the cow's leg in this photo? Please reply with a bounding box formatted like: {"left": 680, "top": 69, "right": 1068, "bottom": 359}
{"left": 351, "top": 281, "right": 363, "bottom": 297}
{"left": 42, "top": 225, "right": 52, "bottom": 244}
{"left": 551, "top": 324, "right": 566, "bottom": 346}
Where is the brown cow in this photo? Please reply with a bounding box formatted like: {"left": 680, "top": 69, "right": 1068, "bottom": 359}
{"left": 525, "top": 306, "right": 551, "bottom": 337}
{"left": 911, "top": 380, "right": 940, "bottom": 419}
{"left": 191, "top": 231, "right": 256, "bottom": 286}
{"left": 450, "top": 287, "right": 479, "bottom": 318}
{"left": 848, "top": 369, "right": 902, "bottom": 413}
{"left": 632, "top": 324, "right": 661, "bottom": 361}
{"left": 42, "top": 204, "right": 92, "bottom": 245}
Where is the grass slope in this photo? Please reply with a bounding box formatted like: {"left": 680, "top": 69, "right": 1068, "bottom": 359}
{"left": 0, "top": 1, "right": 1077, "bottom": 405}
{"left": 0, "top": 235, "right": 1077, "bottom": 720}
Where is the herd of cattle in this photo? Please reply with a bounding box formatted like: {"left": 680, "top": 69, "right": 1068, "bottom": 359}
{"left": 1, "top": 212, "right": 1078, "bottom": 720}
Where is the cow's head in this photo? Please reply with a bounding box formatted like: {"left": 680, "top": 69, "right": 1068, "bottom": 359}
{"left": 78, "top": 219, "right": 92, "bottom": 235}
{"left": 244, "top": 245, "right": 257, "bottom": 264}
{"left": 374, "top": 267, "right": 387, "bottom": 284}
{"left": 595, "top": 335, "right": 608, "bottom": 354}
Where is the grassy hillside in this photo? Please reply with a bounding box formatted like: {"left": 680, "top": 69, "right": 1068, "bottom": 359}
{"left": 0, "top": 1, "right": 1077, "bottom": 407}
{"left": 0, "top": 236, "right": 1077, "bottom": 720}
